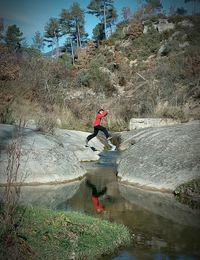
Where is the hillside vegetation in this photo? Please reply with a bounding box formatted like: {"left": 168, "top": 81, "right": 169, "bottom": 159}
{"left": 0, "top": 14, "right": 200, "bottom": 132}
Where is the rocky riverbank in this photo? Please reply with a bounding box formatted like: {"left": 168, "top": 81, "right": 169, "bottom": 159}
{"left": 1, "top": 121, "right": 200, "bottom": 193}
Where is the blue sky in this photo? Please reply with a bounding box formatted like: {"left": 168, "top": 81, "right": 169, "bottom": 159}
{"left": 0, "top": 0, "right": 195, "bottom": 52}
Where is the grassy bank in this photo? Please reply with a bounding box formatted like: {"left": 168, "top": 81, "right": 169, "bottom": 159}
{"left": 174, "top": 179, "right": 200, "bottom": 209}
{"left": 0, "top": 206, "right": 131, "bottom": 259}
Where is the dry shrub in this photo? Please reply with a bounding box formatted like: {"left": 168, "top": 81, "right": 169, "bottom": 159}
{"left": 154, "top": 102, "right": 188, "bottom": 121}
{"left": 100, "top": 98, "right": 131, "bottom": 131}
{"left": 0, "top": 45, "right": 20, "bottom": 80}
{"left": 117, "top": 63, "right": 133, "bottom": 85}
{"left": 123, "top": 21, "right": 144, "bottom": 39}
{"left": 101, "top": 38, "right": 115, "bottom": 46}
{"left": 182, "top": 48, "right": 200, "bottom": 79}
{"left": 36, "top": 113, "right": 57, "bottom": 134}
{"left": 65, "top": 98, "right": 99, "bottom": 130}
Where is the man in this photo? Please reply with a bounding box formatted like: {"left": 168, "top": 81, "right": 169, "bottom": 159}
{"left": 85, "top": 108, "right": 112, "bottom": 147}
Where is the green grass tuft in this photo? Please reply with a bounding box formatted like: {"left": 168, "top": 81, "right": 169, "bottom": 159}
{"left": 11, "top": 207, "right": 131, "bottom": 259}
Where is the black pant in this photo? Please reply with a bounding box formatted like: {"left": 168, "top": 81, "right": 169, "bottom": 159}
{"left": 87, "top": 125, "right": 109, "bottom": 142}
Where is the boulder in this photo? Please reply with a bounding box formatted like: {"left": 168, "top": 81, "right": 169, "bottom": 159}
{"left": 157, "top": 41, "right": 171, "bottom": 56}
{"left": 178, "top": 20, "right": 193, "bottom": 28}
{"left": 154, "top": 19, "right": 175, "bottom": 33}
{"left": 143, "top": 19, "right": 175, "bottom": 33}
{"left": 0, "top": 124, "right": 104, "bottom": 185}
{"left": 117, "top": 121, "right": 200, "bottom": 191}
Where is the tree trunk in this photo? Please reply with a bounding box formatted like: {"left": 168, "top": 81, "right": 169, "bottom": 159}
{"left": 56, "top": 37, "right": 59, "bottom": 59}
{"left": 70, "top": 39, "right": 75, "bottom": 65}
{"left": 103, "top": 0, "right": 107, "bottom": 39}
{"left": 77, "top": 24, "right": 82, "bottom": 48}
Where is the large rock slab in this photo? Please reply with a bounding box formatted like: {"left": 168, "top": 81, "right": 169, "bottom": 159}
{"left": 0, "top": 124, "right": 104, "bottom": 184}
{"left": 117, "top": 121, "right": 200, "bottom": 191}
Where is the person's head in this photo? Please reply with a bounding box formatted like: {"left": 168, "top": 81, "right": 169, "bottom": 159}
{"left": 98, "top": 109, "right": 104, "bottom": 114}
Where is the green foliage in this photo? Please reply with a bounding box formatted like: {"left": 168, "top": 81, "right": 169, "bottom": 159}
{"left": 93, "top": 22, "right": 105, "bottom": 41}
{"left": 75, "top": 54, "right": 115, "bottom": 94}
{"left": 60, "top": 8, "right": 71, "bottom": 34}
{"left": 32, "top": 31, "right": 44, "bottom": 51}
{"left": 185, "top": 17, "right": 200, "bottom": 46}
{"left": 24, "top": 47, "right": 43, "bottom": 58}
{"left": 5, "top": 24, "right": 24, "bottom": 46}
{"left": 44, "top": 17, "right": 62, "bottom": 51}
{"left": 75, "top": 69, "right": 90, "bottom": 87}
{"left": 88, "top": 0, "right": 116, "bottom": 39}
{"left": 62, "top": 52, "right": 73, "bottom": 69}
{"left": 109, "top": 22, "right": 126, "bottom": 41}
{"left": 174, "top": 179, "right": 200, "bottom": 209}
{"left": 60, "top": 3, "right": 86, "bottom": 48}
{"left": 70, "top": 2, "right": 86, "bottom": 46}
{"left": 130, "top": 27, "right": 161, "bottom": 59}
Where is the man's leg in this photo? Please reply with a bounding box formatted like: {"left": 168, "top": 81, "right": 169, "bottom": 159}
{"left": 97, "top": 125, "right": 110, "bottom": 139}
{"left": 86, "top": 127, "right": 99, "bottom": 144}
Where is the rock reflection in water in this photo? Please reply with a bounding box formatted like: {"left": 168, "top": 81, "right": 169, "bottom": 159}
{"left": 17, "top": 180, "right": 82, "bottom": 209}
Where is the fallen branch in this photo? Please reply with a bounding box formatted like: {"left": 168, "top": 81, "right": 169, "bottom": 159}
{"left": 136, "top": 72, "right": 146, "bottom": 81}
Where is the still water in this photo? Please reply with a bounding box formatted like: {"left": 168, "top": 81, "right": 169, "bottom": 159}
{"left": 20, "top": 150, "right": 200, "bottom": 260}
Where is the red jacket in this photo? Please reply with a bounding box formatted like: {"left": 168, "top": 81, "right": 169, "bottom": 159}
{"left": 93, "top": 111, "right": 108, "bottom": 127}
{"left": 92, "top": 196, "right": 105, "bottom": 213}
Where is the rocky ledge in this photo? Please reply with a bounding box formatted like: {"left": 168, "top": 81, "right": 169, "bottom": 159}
{"left": 117, "top": 121, "right": 200, "bottom": 191}
{"left": 0, "top": 124, "right": 103, "bottom": 185}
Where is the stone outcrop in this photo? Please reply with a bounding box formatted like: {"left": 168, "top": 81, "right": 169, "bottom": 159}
{"left": 117, "top": 121, "right": 200, "bottom": 191}
{"left": 0, "top": 124, "right": 104, "bottom": 185}
{"left": 143, "top": 18, "right": 175, "bottom": 34}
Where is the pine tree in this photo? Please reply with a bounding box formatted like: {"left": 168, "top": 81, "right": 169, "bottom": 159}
{"left": 70, "top": 2, "right": 85, "bottom": 48}
{"left": 32, "top": 31, "right": 44, "bottom": 51}
{"left": 92, "top": 23, "right": 104, "bottom": 41}
{"left": 60, "top": 9, "right": 74, "bottom": 63}
{"left": 87, "top": 0, "right": 116, "bottom": 39}
{"left": 5, "top": 24, "right": 24, "bottom": 47}
{"left": 44, "top": 17, "right": 62, "bottom": 58}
